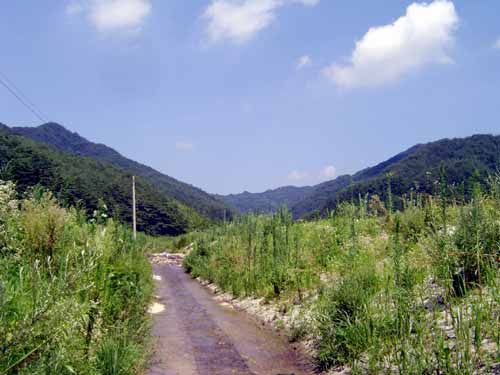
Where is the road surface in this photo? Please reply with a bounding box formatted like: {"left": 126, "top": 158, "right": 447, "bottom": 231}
{"left": 147, "top": 263, "right": 316, "bottom": 375}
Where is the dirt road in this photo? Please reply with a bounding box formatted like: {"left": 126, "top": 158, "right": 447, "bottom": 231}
{"left": 147, "top": 263, "right": 316, "bottom": 375}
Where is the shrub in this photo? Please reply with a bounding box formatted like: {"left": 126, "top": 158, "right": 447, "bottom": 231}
{"left": 0, "top": 182, "right": 153, "bottom": 374}
{"left": 316, "top": 260, "right": 380, "bottom": 369}
{"left": 20, "top": 192, "right": 67, "bottom": 260}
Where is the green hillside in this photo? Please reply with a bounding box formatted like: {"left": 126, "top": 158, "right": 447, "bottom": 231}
{"left": 0, "top": 128, "right": 206, "bottom": 236}
{"left": 10, "top": 122, "right": 232, "bottom": 221}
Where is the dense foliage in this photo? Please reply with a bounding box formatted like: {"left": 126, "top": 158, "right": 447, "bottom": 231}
{"left": 0, "top": 182, "right": 155, "bottom": 374}
{"left": 0, "top": 129, "right": 206, "bottom": 236}
{"left": 185, "top": 174, "right": 500, "bottom": 374}
{"left": 10, "top": 122, "right": 232, "bottom": 221}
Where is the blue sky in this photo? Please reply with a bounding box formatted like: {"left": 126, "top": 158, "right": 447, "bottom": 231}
{"left": 1, "top": 1, "right": 499, "bottom": 194}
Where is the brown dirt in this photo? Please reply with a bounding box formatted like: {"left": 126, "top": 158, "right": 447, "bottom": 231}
{"left": 147, "top": 263, "right": 317, "bottom": 375}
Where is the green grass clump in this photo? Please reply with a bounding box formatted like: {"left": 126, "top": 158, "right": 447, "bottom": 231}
{"left": 0, "top": 181, "right": 154, "bottom": 374}
{"left": 316, "top": 259, "right": 380, "bottom": 370}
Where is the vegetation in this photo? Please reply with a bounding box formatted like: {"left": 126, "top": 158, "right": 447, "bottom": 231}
{"left": 10, "top": 122, "right": 233, "bottom": 221}
{"left": 0, "top": 181, "right": 156, "bottom": 374}
{"left": 0, "top": 129, "right": 207, "bottom": 236}
{"left": 185, "top": 173, "right": 500, "bottom": 374}
{"left": 4, "top": 121, "right": 499, "bottom": 373}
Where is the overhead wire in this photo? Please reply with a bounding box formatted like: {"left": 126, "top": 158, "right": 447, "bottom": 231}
{"left": 0, "top": 70, "right": 47, "bottom": 123}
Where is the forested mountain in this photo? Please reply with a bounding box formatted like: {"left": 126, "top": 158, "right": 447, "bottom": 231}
{"left": 10, "top": 122, "right": 232, "bottom": 221}
{"left": 221, "top": 134, "right": 500, "bottom": 218}
{"left": 215, "top": 185, "right": 315, "bottom": 214}
{"left": 0, "top": 128, "right": 206, "bottom": 235}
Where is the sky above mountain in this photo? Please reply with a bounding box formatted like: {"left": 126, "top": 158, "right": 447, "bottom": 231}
{"left": 1, "top": 1, "right": 500, "bottom": 194}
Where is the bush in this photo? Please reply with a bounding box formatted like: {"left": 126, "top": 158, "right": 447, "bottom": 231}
{"left": 20, "top": 192, "right": 67, "bottom": 259}
{"left": 0, "top": 182, "right": 153, "bottom": 374}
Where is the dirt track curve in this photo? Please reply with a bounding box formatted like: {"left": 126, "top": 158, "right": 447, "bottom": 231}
{"left": 147, "top": 262, "right": 316, "bottom": 375}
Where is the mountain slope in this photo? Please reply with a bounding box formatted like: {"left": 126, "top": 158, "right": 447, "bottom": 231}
{"left": 11, "top": 122, "right": 232, "bottom": 221}
{"left": 0, "top": 128, "right": 206, "bottom": 235}
{"left": 216, "top": 185, "right": 315, "bottom": 214}
{"left": 292, "top": 134, "right": 500, "bottom": 217}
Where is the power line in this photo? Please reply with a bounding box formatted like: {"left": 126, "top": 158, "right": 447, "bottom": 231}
{"left": 0, "top": 71, "right": 48, "bottom": 122}
{"left": 0, "top": 71, "right": 47, "bottom": 123}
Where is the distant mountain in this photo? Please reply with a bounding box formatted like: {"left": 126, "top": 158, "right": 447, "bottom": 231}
{"left": 215, "top": 185, "right": 315, "bottom": 214}
{"left": 221, "top": 134, "right": 500, "bottom": 218}
{"left": 0, "top": 128, "right": 206, "bottom": 235}
{"left": 10, "top": 123, "right": 232, "bottom": 221}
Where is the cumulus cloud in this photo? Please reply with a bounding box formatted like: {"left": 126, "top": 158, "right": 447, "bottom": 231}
{"left": 66, "top": 0, "right": 151, "bottom": 33}
{"left": 324, "top": 0, "right": 459, "bottom": 88}
{"left": 175, "top": 142, "right": 195, "bottom": 152}
{"left": 320, "top": 165, "right": 336, "bottom": 180}
{"left": 204, "top": 0, "right": 320, "bottom": 44}
{"left": 296, "top": 55, "right": 312, "bottom": 69}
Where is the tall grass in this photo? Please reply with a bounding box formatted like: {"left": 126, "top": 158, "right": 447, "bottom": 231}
{"left": 0, "top": 182, "right": 154, "bottom": 374}
{"left": 185, "top": 174, "right": 500, "bottom": 373}
{"left": 184, "top": 207, "right": 327, "bottom": 299}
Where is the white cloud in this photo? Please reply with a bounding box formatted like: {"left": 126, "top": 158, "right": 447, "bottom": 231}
{"left": 296, "top": 55, "right": 312, "bottom": 69}
{"left": 66, "top": 0, "right": 151, "bottom": 33}
{"left": 175, "top": 142, "right": 194, "bottom": 152}
{"left": 204, "top": 0, "right": 281, "bottom": 44}
{"left": 204, "top": 0, "right": 320, "bottom": 44}
{"left": 324, "top": 0, "right": 458, "bottom": 88}
{"left": 287, "top": 170, "right": 309, "bottom": 182}
{"left": 320, "top": 165, "right": 336, "bottom": 180}
{"left": 494, "top": 37, "right": 500, "bottom": 49}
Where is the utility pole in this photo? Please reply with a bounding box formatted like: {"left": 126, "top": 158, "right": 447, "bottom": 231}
{"left": 132, "top": 175, "right": 137, "bottom": 240}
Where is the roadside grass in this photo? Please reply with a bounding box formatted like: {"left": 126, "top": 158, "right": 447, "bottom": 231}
{"left": 0, "top": 182, "right": 156, "bottom": 374}
{"left": 184, "top": 174, "right": 500, "bottom": 373}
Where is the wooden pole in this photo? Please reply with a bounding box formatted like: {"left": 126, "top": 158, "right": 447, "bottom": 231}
{"left": 132, "top": 175, "right": 137, "bottom": 240}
